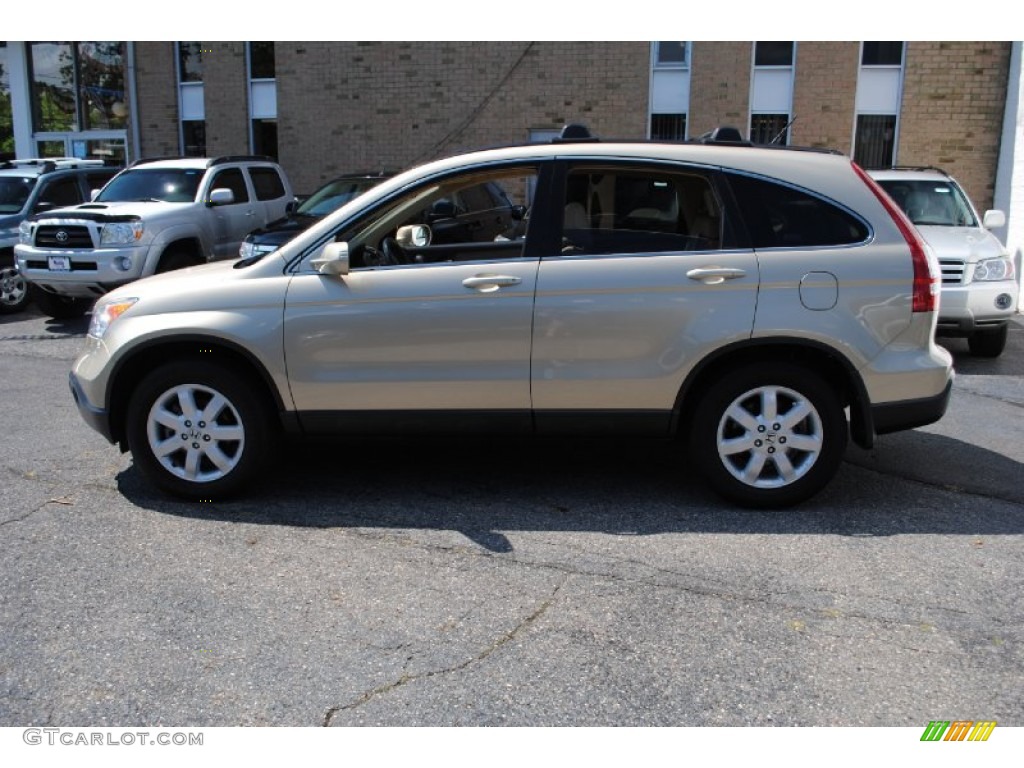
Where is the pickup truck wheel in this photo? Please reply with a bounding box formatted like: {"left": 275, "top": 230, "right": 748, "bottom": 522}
{"left": 967, "top": 324, "right": 1008, "bottom": 358}
{"left": 0, "top": 265, "right": 30, "bottom": 314}
{"left": 28, "top": 285, "right": 92, "bottom": 319}
{"left": 689, "top": 363, "right": 847, "bottom": 509}
{"left": 126, "top": 361, "right": 273, "bottom": 500}
{"left": 157, "top": 248, "right": 201, "bottom": 273}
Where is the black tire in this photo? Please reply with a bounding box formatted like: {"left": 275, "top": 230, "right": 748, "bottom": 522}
{"left": 967, "top": 324, "right": 1007, "bottom": 358}
{"left": 157, "top": 247, "right": 201, "bottom": 274}
{"left": 29, "top": 285, "right": 92, "bottom": 319}
{"left": 125, "top": 360, "right": 274, "bottom": 500}
{"left": 0, "top": 265, "right": 31, "bottom": 314}
{"left": 688, "top": 363, "right": 848, "bottom": 509}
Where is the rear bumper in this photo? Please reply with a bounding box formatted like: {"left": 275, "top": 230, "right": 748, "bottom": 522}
{"left": 871, "top": 378, "right": 953, "bottom": 435}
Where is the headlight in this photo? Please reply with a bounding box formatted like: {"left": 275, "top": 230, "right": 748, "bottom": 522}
{"left": 973, "top": 257, "right": 1015, "bottom": 282}
{"left": 89, "top": 298, "right": 138, "bottom": 339}
{"left": 239, "top": 239, "right": 278, "bottom": 259}
{"left": 100, "top": 221, "right": 144, "bottom": 246}
{"left": 19, "top": 220, "right": 32, "bottom": 244}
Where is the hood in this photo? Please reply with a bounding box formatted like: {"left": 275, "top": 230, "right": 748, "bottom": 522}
{"left": 33, "top": 200, "right": 185, "bottom": 221}
{"left": 246, "top": 213, "right": 320, "bottom": 245}
{"left": 916, "top": 225, "right": 1005, "bottom": 263}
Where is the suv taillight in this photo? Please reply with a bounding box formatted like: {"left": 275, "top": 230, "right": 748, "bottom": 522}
{"left": 853, "top": 162, "right": 939, "bottom": 313}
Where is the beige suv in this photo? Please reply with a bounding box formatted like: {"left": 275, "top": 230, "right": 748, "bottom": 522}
{"left": 69, "top": 128, "right": 954, "bottom": 508}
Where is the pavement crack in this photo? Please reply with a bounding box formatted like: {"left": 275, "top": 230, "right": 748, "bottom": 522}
{"left": 0, "top": 499, "right": 52, "bottom": 527}
{"left": 322, "top": 577, "right": 566, "bottom": 726}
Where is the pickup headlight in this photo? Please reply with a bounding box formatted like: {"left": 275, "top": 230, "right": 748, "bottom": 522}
{"left": 89, "top": 298, "right": 138, "bottom": 339}
{"left": 239, "top": 239, "right": 279, "bottom": 259}
{"left": 973, "top": 257, "right": 1015, "bottom": 282}
{"left": 100, "top": 221, "right": 144, "bottom": 246}
{"left": 19, "top": 220, "right": 32, "bottom": 244}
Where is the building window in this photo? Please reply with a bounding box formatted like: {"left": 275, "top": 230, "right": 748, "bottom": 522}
{"left": 248, "top": 42, "right": 277, "bottom": 161}
{"left": 0, "top": 43, "right": 12, "bottom": 156}
{"left": 754, "top": 42, "right": 794, "bottom": 67}
{"left": 854, "top": 114, "right": 896, "bottom": 169}
{"left": 30, "top": 42, "right": 76, "bottom": 132}
{"left": 750, "top": 114, "right": 790, "bottom": 145}
{"left": 27, "top": 41, "right": 127, "bottom": 136}
{"left": 177, "top": 42, "right": 205, "bottom": 157}
{"left": 655, "top": 42, "right": 687, "bottom": 67}
{"left": 861, "top": 42, "right": 904, "bottom": 66}
{"left": 651, "top": 113, "right": 686, "bottom": 141}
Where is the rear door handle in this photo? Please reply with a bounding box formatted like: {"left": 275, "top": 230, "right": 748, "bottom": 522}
{"left": 462, "top": 274, "right": 523, "bottom": 292}
{"left": 686, "top": 267, "right": 747, "bottom": 284}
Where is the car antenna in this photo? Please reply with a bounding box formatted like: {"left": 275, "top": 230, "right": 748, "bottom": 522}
{"left": 770, "top": 116, "right": 797, "bottom": 145}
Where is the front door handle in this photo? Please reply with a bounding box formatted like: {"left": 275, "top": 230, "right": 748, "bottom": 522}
{"left": 462, "top": 274, "right": 523, "bottom": 292}
{"left": 686, "top": 267, "right": 747, "bottom": 285}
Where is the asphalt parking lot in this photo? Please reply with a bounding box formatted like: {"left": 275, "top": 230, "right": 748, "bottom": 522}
{"left": 1, "top": 307, "right": 1022, "bottom": 727}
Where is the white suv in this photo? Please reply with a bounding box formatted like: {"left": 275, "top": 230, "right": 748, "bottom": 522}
{"left": 15, "top": 156, "right": 294, "bottom": 318}
{"left": 869, "top": 167, "right": 1018, "bottom": 357}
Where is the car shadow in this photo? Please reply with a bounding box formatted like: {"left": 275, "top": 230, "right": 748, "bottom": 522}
{"left": 115, "top": 427, "right": 1024, "bottom": 550}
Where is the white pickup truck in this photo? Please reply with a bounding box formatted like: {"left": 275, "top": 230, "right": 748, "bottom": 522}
{"left": 15, "top": 155, "right": 294, "bottom": 318}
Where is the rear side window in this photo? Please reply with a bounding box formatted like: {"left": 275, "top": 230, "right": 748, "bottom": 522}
{"left": 250, "top": 167, "right": 287, "bottom": 201}
{"left": 727, "top": 173, "right": 869, "bottom": 248}
{"left": 560, "top": 166, "right": 724, "bottom": 255}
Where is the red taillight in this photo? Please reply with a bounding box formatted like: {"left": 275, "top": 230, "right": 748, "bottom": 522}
{"left": 852, "top": 162, "right": 939, "bottom": 313}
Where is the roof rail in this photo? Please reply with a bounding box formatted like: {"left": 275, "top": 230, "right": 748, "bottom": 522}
{"left": 888, "top": 165, "right": 948, "bottom": 175}
{"left": 553, "top": 123, "right": 599, "bottom": 143}
{"left": 130, "top": 155, "right": 191, "bottom": 167}
{"left": 209, "top": 155, "right": 276, "bottom": 166}
{"left": 694, "top": 125, "right": 751, "bottom": 146}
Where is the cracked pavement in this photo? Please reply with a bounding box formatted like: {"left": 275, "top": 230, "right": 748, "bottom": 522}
{"left": 1, "top": 308, "right": 1022, "bottom": 726}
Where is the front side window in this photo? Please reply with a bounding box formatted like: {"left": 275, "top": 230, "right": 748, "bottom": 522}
{"left": 96, "top": 168, "right": 204, "bottom": 203}
{"left": 329, "top": 166, "right": 536, "bottom": 270}
{"left": 209, "top": 168, "right": 249, "bottom": 203}
{"left": 0, "top": 176, "right": 37, "bottom": 213}
{"left": 37, "top": 176, "right": 81, "bottom": 208}
{"left": 876, "top": 179, "right": 977, "bottom": 227}
{"left": 727, "top": 173, "right": 869, "bottom": 248}
{"left": 559, "top": 167, "right": 723, "bottom": 255}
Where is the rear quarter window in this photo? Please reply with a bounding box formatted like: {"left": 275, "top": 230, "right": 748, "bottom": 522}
{"left": 727, "top": 173, "right": 869, "bottom": 248}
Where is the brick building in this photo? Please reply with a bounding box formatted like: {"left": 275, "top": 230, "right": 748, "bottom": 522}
{"left": 2, "top": 40, "right": 1022, "bottom": 277}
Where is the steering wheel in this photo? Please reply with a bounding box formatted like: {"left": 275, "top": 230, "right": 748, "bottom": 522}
{"left": 380, "top": 237, "right": 408, "bottom": 266}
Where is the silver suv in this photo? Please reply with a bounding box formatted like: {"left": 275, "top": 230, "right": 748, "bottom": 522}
{"left": 68, "top": 128, "right": 954, "bottom": 508}
{"left": 869, "top": 167, "right": 1018, "bottom": 357}
{"left": 15, "top": 156, "right": 293, "bottom": 319}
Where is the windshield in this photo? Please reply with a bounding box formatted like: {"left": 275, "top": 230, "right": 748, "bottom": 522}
{"left": 877, "top": 179, "right": 978, "bottom": 227}
{"left": 0, "top": 176, "right": 37, "bottom": 214}
{"left": 297, "top": 178, "right": 385, "bottom": 217}
{"left": 96, "top": 168, "right": 205, "bottom": 203}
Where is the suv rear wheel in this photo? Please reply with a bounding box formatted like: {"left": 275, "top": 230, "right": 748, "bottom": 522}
{"left": 126, "top": 361, "right": 274, "bottom": 499}
{"left": 967, "top": 324, "right": 1008, "bottom": 358}
{"left": 689, "top": 363, "right": 847, "bottom": 509}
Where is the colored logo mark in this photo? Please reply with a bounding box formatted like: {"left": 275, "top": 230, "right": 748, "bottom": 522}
{"left": 920, "top": 720, "right": 996, "bottom": 742}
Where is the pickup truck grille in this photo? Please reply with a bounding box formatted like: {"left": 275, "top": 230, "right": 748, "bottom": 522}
{"left": 938, "top": 258, "right": 965, "bottom": 285}
{"left": 34, "top": 225, "right": 94, "bottom": 249}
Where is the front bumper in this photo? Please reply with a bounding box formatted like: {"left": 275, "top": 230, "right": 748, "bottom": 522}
{"left": 69, "top": 371, "right": 114, "bottom": 443}
{"left": 16, "top": 244, "right": 152, "bottom": 298}
{"left": 936, "top": 281, "right": 1018, "bottom": 335}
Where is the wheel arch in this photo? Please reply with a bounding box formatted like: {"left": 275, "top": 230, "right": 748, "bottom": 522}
{"left": 672, "top": 337, "right": 875, "bottom": 449}
{"left": 105, "top": 335, "right": 293, "bottom": 448}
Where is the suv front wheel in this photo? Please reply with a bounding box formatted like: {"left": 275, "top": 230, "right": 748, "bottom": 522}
{"left": 0, "top": 264, "right": 30, "bottom": 314}
{"left": 126, "top": 361, "right": 274, "bottom": 499}
{"left": 689, "top": 363, "right": 847, "bottom": 509}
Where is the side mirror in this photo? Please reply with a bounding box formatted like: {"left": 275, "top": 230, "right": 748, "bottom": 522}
{"left": 511, "top": 204, "right": 527, "bottom": 221}
{"left": 310, "top": 241, "right": 349, "bottom": 276}
{"left": 90, "top": 189, "right": 101, "bottom": 201}
{"left": 33, "top": 201, "right": 54, "bottom": 213}
{"left": 983, "top": 209, "right": 1006, "bottom": 230}
{"left": 285, "top": 199, "right": 299, "bottom": 216}
{"left": 208, "top": 188, "right": 235, "bottom": 206}
{"left": 396, "top": 224, "right": 431, "bottom": 248}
